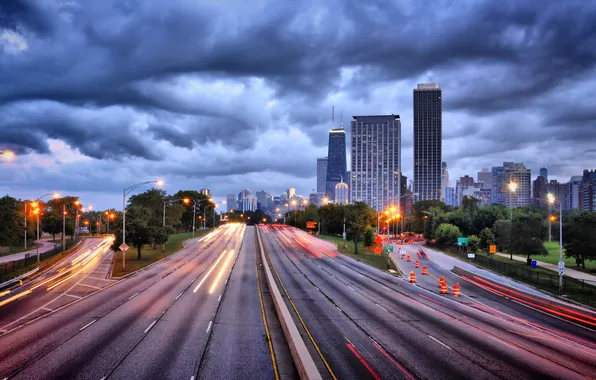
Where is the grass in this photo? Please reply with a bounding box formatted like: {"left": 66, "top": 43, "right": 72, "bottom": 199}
{"left": 316, "top": 234, "right": 397, "bottom": 273}
{"left": 431, "top": 244, "right": 596, "bottom": 308}
{"left": 110, "top": 230, "right": 210, "bottom": 278}
{"left": 501, "top": 242, "right": 596, "bottom": 274}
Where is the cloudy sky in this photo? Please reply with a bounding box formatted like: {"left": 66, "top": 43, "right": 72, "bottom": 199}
{"left": 1, "top": 0, "right": 595, "bottom": 209}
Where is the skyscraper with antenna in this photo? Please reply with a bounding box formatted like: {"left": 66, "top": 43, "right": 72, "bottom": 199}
{"left": 325, "top": 105, "right": 347, "bottom": 201}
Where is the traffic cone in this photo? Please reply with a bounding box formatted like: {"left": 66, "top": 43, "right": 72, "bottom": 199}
{"left": 440, "top": 281, "right": 448, "bottom": 294}
{"left": 409, "top": 271, "right": 416, "bottom": 283}
{"left": 415, "top": 260, "right": 420, "bottom": 268}
{"left": 439, "top": 276, "right": 445, "bottom": 288}
{"left": 453, "top": 283, "right": 460, "bottom": 297}
{"left": 422, "top": 265, "right": 428, "bottom": 275}
{"left": 401, "top": 254, "right": 405, "bottom": 260}
{"left": 406, "top": 254, "right": 411, "bottom": 262}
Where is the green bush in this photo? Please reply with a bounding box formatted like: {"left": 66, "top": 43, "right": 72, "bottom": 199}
{"left": 363, "top": 226, "right": 375, "bottom": 247}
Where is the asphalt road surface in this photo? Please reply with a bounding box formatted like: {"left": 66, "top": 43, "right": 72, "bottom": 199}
{"left": 259, "top": 225, "right": 596, "bottom": 380}
{"left": 0, "top": 224, "right": 281, "bottom": 380}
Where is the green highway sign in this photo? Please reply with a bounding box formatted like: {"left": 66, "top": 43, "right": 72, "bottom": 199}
{"left": 384, "top": 246, "right": 394, "bottom": 253}
{"left": 457, "top": 237, "right": 469, "bottom": 246}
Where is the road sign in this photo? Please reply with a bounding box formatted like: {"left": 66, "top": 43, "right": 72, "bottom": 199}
{"left": 467, "top": 253, "right": 476, "bottom": 259}
{"left": 489, "top": 245, "right": 497, "bottom": 254}
{"left": 374, "top": 234, "right": 383, "bottom": 245}
{"left": 457, "top": 237, "right": 469, "bottom": 246}
{"left": 558, "top": 261, "right": 565, "bottom": 276}
{"left": 306, "top": 221, "right": 317, "bottom": 229}
{"left": 384, "top": 245, "right": 394, "bottom": 253}
{"left": 119, "top": 243, "right": 129, "bottom": 251}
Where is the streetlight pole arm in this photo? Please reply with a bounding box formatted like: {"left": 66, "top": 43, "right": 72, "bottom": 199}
{"left": 124, "top": 180, "right": 160, "bottom": 197}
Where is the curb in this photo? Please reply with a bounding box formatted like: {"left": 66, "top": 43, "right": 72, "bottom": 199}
{"left": 256, "top": 226, "right": 322, "bottom": 380}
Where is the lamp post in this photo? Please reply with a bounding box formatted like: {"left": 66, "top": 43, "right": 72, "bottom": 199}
{"left": 547, "top": 193, "right": 564, "bottom": 294}
{"left": 122, "top": 180, "right": 164, "bottom": 270}
{"left": 33, "top": 192, "right": 60, "bottom": 262}
{"left": 185, "top": 198, "right": 211, "bottom": 237}
{"left": 547, "top": 200, "right": 552, "bottom": 243}
{"left": 162, "top": 197, "right": 187, "bottom": 252}
{"left": 508, "top": 182, "right": 518, "bottom": 220}
{"left": 291, "top": 200, "right": 297, "bottom": 227}
{"left": 87, "top": 205, "right": 94, "bottom": 236}
{"left": 1, "top": 150, "right": 15, "bottom": 161}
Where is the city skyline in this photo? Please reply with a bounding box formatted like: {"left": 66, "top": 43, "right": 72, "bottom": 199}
{"left": 1, "top": 1, "right": 596, "bottom": 209}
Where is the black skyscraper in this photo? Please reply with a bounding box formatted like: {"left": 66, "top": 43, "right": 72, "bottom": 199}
{"left": 414, "top": 83, "right": 442, "bottom": 201}
{"left": 326, "top": 108, "right": 347, "bottom": 201}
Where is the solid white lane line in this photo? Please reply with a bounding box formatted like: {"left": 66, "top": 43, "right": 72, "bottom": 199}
{"left": 488, "top": 335, "right": 519, "bottom": 351}
{"left": 74, "top": 282, "right": 101, "bottom": 290}
{"left": 79, "top": 320, "right": 97, "bottom": 331}
{"left": 428, "top": 335, "right": 452, "bottom": 350}
{"left": 375, "top": 304, "right": 388, "bottom": 312}
{"left": 65, "top": 293, "right": 82, "bottom": 299}
{"left": 144, "top": 320, "right": 157, "bottom": 334}
{"left": 218, "top": 294, "right": 222, "bottom": 302}
{"left": 128, "top": 292, "right": 139, "bottom": 300}
{"left": 42, "top": 307, "right": 53, "bottom": 312}
{"left": 206, "top": 320, "right": 213, "bottom": 333}
{"left": 176, "top": 292, "right": 183, "bottom": 300}
{"left": 190, "top": 376, "right": 195, "bottom": 380}
{"left": 347, "top": 285, "right": 355, "bottom": 291}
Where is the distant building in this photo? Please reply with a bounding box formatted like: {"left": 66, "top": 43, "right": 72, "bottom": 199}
{"left": 540, "top": 167, "right": 548, "bottom": 181}
{"left": 444, "top": 187, "right": 456, "bottom": 207}
{"left": 566, "top": 176, "right": 582, "bottom": 210}
{"left": 256, "top": 191, "right": 269, "bottom": 211}
{"left": 477, "top": 168, "right": 492, "bottom": 190}
{"left": 226, "top": 194, "right": 236, "bottom": 212}
{"left": 326, "top": 108, "right": 347, "bottom": 201}
{"left": 280, "top": 192, "right": 288, "bottom": 201}
{"left": 286, "top": 188, "right": 296, "bottom": 199}
{"left": 413, "top": 83, "right": 442, "bottom": 201}
{"left": 200, "top": 188, "right": 212, "bottom": 198}
{"left": 532, "top": 175, "right": 548, "bottom": 208}
{"left": 317, "top": 157, "right": 328, "bottom": 193}
{"left": 441, "top": 162, "right": 450, "bottom": 202}
{"left": 580, "top": 169, "right": 596, "bottom": 211}
{"left": 455, "top": 175, "right": 475, "bottom": 206}
{"left": 492, "top": 162, "right": 531, "bottom": 208}
{"left": 335, "top": 180, "right": 349, "bottom": 205}
{"left": 350, "top": 115, "right": 402, "bottom": 211}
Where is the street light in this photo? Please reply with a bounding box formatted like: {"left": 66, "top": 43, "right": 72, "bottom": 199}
{"left": 547, "top": 193, "right": 564, "bottom": 294}
{"left": 291, "top": 200, "right": 297, "bottom": 227}
{"left": 1, "top": 150, "right": 15, "bottom": 161}
{"left": 32, "top": 192, "right": 60, "bottom": 262}
{"left": 122, "top": 179, "right": 164, "bottom": 269}
{"left": 508, "top": 182, "right": 518, "bottom": 220}
{"left": 184, "top": 198, "right": 212, "bottom": 237}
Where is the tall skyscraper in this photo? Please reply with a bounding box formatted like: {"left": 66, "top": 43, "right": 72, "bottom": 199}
{"left": 326, "top": 107, "right": 347, "bottom": 201}
{"left": 350, "top": 115, "right": 401, "bottom": 211}
{"left": 256, "top": 191, "right": 269, "bottom": 210}
{"left": 580, "top": 169, "right": 596, "bottom": 211}
{"left": 566, "top": 176, "right": 582, "bottom": 210}
{"left": 226, "top": 194, "right": 236, "bottom": 212}
{"left": 532, "top": 175, "right": 548, "bottom": 208}
{"left": 413, "top": 83, "right": 442, "bottom": 201}
{"left": 286, "top": 188, "right": 296, "bottom": 199}
{"left": 316, "top": 157, "right": 328, "bottom": 193}
{"left": 540, "top": 167, "right": 548, "bottom": 181}
{"left": 441, "top": 162, "right": 449, "bottom": 202}
{"left": 492, "top": 162, "right": 531, "bottom": 207}
{"left": 455, "top": 175, "right": 475, "bottom": 206}
{"left": 334, "top": 180, "right": 349, "bottom": 205}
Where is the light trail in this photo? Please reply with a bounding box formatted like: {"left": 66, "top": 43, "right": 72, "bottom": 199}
{"left": 193, "top": 250, "right": 228, "bottom": 293}
{"left": 208, "top": 249, "right": 235, "bottom": 294}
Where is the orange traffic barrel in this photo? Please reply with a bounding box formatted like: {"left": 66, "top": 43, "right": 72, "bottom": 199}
{"left": 409, "top": 271, "right": 416, "bottom": 283}
{"left": 415, "top": 260, "right": 420, "bottom": 268}
{"left": 440, "top": 281, "right": 448, "bottom": 294}
{"left": 453, "top": 283, "right": 461, "bottom": 297}
{"left": 422, "top": 265, "right": 428, "bottom": 275}
{"left": 406, "top": 254, "right": 411, "bottom": 262}
{"left": 401, "top": 254, "right": 405, "bottom": 260}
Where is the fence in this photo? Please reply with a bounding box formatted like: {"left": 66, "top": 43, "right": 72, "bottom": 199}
{"left": 456, "top": 250, "right": 596, "bottom": 295}
{"left": 0, "top": 241, "right": 76, "bottom": 280}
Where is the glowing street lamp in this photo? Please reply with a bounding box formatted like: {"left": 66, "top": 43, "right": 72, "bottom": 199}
{"left": 1, "top": 150, "right": 15, "bottom": 161}
{"left": 508, "top": 182, "right": 518, "bottom": 219}
{"left": 30, "top": 192, "right": 60, "bottom": 262}
{"left": 547, "top": 193, "right": 564, "bottom": 294}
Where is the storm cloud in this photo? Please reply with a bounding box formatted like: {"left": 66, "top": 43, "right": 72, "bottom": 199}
{"left": 1, "top": 0, "right": 596, "bottom": 207}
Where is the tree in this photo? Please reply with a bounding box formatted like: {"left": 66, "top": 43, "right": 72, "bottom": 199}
{"left": 345, "top": 202, "right": 376, "bottom": 254}
{"left": 564, "top": 212, "right": 596, "bottom": 269}
{"left": 412, "top": 200, "right": 451, "bottom": 233}
{"left": 111, "top": 207, "right": 152, "bottom": 259}
{"left": 363, "top": 226, "right": 375, "bottom": 247}
{"left": 468, "top": 235, "right": 480, "bottom": 252}
{"left": 510, "top": 214, "right": 547, "bottom": 261}
{"left": 461, "top": 196, "right": 479, "bottom": 214}
{"left": 41, "top": 212, "right": 62, "bottom": 241}
{"left": 434, "top": 223, "right": 461, "bottom": 246}
{"left": 151, "top": 226, "right": 169, "bottom": 251}
{"left": 0, "top": 196, "right": 24, "bottom": 246}
{"left": 317, "top": 203, "right": 344, "bottom": 235}
{"left": 446, "top": 209, "right": 472, "bottom": 236}
{"left": 479, "top": 227, "right": 496, "bottom": 251}
{"left": 493, "top": 219, "right": 511, "bottom": 253}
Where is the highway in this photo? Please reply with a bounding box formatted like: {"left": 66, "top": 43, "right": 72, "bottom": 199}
{"left": 259, "top": 225, "right": 596, "bottom": 380}
{"left": 0, "top": 224, "right": 284, "bottom": 380}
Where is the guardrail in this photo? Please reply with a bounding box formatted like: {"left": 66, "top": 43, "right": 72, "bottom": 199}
{"left": 0, "top": 267, "right": 40, "bottom": 291}
{"left": 0, "top": 240, "right": 78, "bottom": 281}
{"left": 255, "top": 225, "right": 322, "bottom": 380}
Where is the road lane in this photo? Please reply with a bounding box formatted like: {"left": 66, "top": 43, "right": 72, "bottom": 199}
{"left": 262, "top": 226, "right": 596, "bottom": 380}
{"left": 0, "top": 225, "right": 234, "bottom": 379}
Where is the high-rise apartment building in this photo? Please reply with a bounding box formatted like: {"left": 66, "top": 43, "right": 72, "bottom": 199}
{"left": 286, "top": 188, "right": 296, "bottom": 199}
{"left": 444, "top": 187, "right": 456, "bottom": 207}
{"left": 441, "top": 162, "right": 450, "bottom": 202}
{"left": 414, "top": 83, "right": 442, "bottom": 201}
{"left": 256, "top": 191, "right": 269, "bottom": 210}
{"left": 477, "top": 168, "right": 492, "bottom": 190}
{"left": 540, "top": 167, "right": 548, "bottom": 181}
{"left": 455, "top": 175, "right": 475, "bottom": 206}
{"left": 200, "top": 188, "right": 212, "bottom": 198}
{"left": 492, "top": 162, "right": 531, "bottom": 208}
{"left": 580, "top": 169, "right": 596, "bottom": 211}
{"left": 317, "top": 157, "right": 328, "bottom": 193}
{"left": 326, "top": 109, "right": 347, "bottom": 201}
{"left": 532, "top": 175, "right": 548, "bottom": 208}
{"left": 566, "top": 176, "right": 582, "bottom": 210}
{"left": 350, "top": 115, "right": 401, "bottom": 211}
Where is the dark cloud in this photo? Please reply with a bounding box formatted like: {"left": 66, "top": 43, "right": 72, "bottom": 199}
{"left": 0, "top": 0, "right": 54, "bottom": 35}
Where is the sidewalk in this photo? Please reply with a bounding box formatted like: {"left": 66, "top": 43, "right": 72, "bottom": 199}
{"left": 0, "top": 240, "right": 60, "bottom": 264}
{"left": 494, "top": 252, "right": 596, "bottom": 284}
